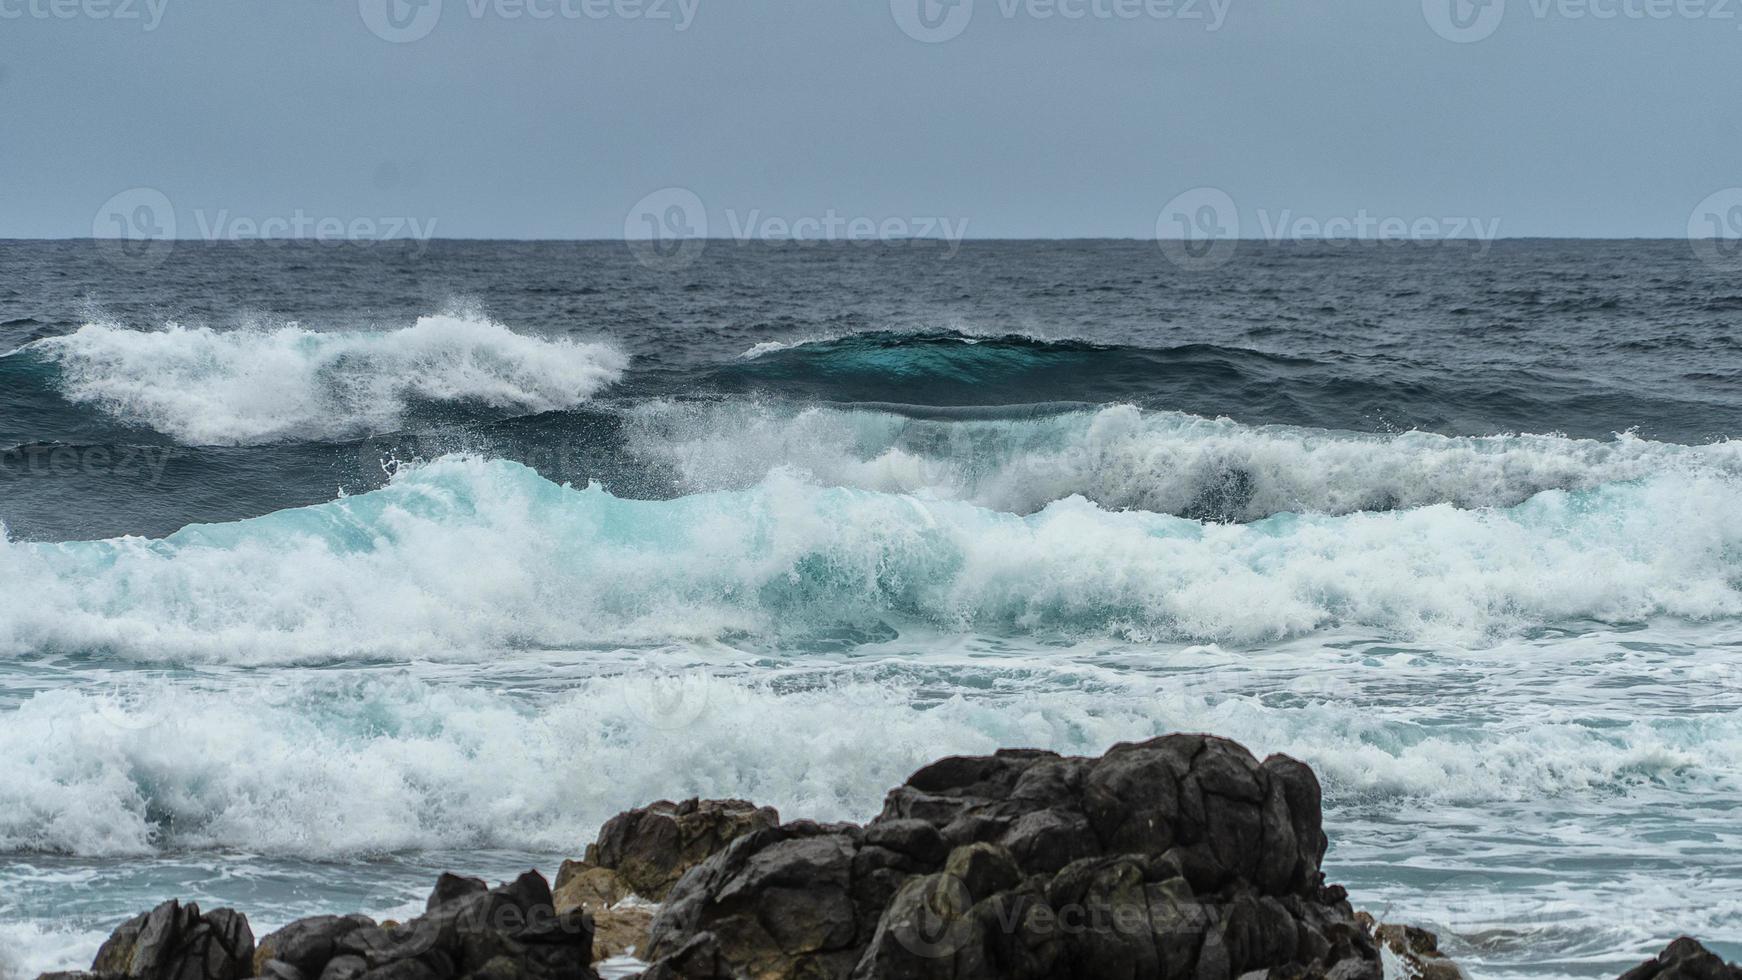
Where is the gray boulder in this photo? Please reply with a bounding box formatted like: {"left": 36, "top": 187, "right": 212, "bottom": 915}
{"left": 572, "top": 798, "right": 779, "bottom": 903}
{"left": 37, "top": 899, "right": 254, "bottom": 980}
{"left": 1619, "top": 938, "right": 1742, "bottom": 980}
{"left": 639, "top": 734, "right": 1381, "bottom": 980}
{"left": 254, "top": 871, "right": 595, "bottom": 980}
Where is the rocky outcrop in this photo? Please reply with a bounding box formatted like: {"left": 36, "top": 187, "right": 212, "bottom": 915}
{"left": 254, "top": 870, "right": 595, "bottom": 980}
{"left": 638, "top": 734, "right": 1383, "bottom": 980}
{"left": 1354, "top": 915, "right": 1465, "bottom": 980}
{"left": 38, "top": 900, "right": 254, "bottom": 980}
{"left": 548, "top": 799, "right": 777, "bottom": 964}
{"left": 1620, "top": 938, "right": 1742, "bottom": 980}
{"left": 39, "top": 871, "right": 598, "bottom": 980}
{"left": 565, "top": 799, "right": 780, "bottom": 905}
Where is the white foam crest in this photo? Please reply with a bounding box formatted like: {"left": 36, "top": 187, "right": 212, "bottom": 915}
{"left": 2, "top": 670, "right": 1737, "bottom": 859}
{"left": 1, "top": 455, "right": 1740, "bottom": 662}
{"left": 0, "top": 920, "right": 113, "bottom": 979}
{"left": 26, "top": 315, "right": 627, "bottom": 445}
{"left": 624, "top": 402, "right": 1742, "bottom": 518}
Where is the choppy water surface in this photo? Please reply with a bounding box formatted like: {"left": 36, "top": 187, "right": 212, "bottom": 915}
{"left": 1, "top": 240, "right": 1739, "bottom": 979}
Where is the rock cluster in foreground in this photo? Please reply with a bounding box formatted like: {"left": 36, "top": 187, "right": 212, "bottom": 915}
{"left": 641, "top": 734, "right": 1376, "bottom": 979}
{"left": 34, "top": 733, "right": 1742, "bottom": 980}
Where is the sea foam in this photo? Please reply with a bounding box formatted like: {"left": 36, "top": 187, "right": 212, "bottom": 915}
{"left": 1, "top": 668, "right": 1735, "bottom": 859}
{"left": 1, "top": 455, "right": 1739, "bottom": 662}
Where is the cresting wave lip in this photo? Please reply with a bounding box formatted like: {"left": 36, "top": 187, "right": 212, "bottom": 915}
{"left": 720, "top": 329, "right": 1315, "bottom": 380}
{"left": 10, "top": 314, "right": 628, "bottom": 445}
{"left": 1, "top": 455, "right": 1739, "bottom": 662}
{"left": 622, "top": 401, "right": 1742, "bottom": 521}
{"left": 735, "top": 329, "right": 1319, "bottom": 365}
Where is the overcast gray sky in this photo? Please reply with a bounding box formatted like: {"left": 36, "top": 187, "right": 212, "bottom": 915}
{"left": 2, "top": 0, "right": 1738, "bottom": 239}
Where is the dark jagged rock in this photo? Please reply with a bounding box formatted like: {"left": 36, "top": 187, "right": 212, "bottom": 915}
{"left": 548, "top": 798, "right": 777, "bottom": 964}
{"left": 1619, "top": 938, "right": 1742, "bottom": 980}
{"left": 571, "top": 798, "right": 780, "bottom": 904}
{"left": 252, "top": 871, "right": 596, "bottom": 980}
{"left": 251, "top": 915, "right": 375, "bottom": 978}
{"left": 426, "top": 875, "right": 489, "bottom": 912}
{"left": 639, "top": 734, "right": 1382, "bottom": 980}
{"left": 37, "top": 899, "right": 254, "bottom": 980}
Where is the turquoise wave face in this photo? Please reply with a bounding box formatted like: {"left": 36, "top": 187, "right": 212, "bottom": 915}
{"left": 706, "top": 330, "right": 1321, "bottom": 407}
{"left": 730, "top": 331, "right": 1109, "bottom": 381}
{"left": 4, "top": 455, "right": 1740, "bottom": 663}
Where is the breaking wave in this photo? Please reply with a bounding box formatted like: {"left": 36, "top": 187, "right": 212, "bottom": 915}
{"left": 11, "top": 315, "right": 627, "bottom": 445}
{"left": 623, "top": 401, "right": 1742, "bottom": 520}
{"left": 2, "top": 455, "right": 1739, "bottom": 662}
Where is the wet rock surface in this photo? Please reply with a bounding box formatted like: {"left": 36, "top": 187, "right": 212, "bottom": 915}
{"left": 254, "top": 871, "right": 596, "bottom": 980}
{"left": 579, "top": 799, "right": 780, "bottom": 904}
{"left": 1354, "top": 915, "right": 1465, "bottom": 980}
{"left": 547, "top": 799, "right": 777, "bottom": 963}
{"left": 1619, "top": 938, "right": 1742, "bottom": 980}
{"left": 38, "top": 899, "right": 256, "bottom": 980}
{"left": 639, "top": 734, "right": 1384, "bottom": 980}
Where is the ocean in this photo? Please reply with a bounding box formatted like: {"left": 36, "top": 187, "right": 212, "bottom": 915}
{"left": 0, "top": 238, "right": 1738, "bottom": 980}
